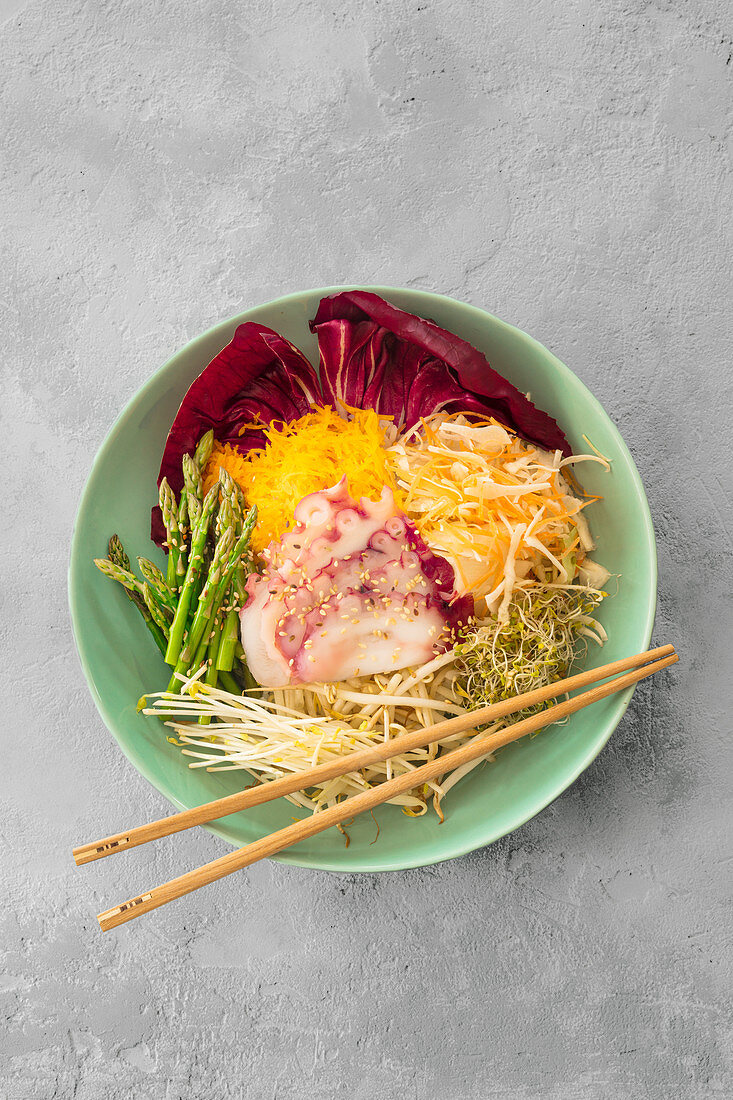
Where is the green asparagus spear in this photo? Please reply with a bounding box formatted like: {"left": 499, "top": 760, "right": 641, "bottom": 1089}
{"left": 218, "top": 469, "right": 243, "bottom": 532}
{"left": 176, "top": 491, "right": 190, "bottom": 593}
{"left": 231, "top": 505, "right": 257, "bottom": 567}
{"left": 188, "top": 527, "right": 212, "bottom": 615}
{"left": 163, "top": 481, "right": 220, "bottom": 667}
{"left": 196, "top": 504, "right": 256, "bottom": 652}
{"left": 137, "top": 557, "right": 177, "bottom": 610}
{"left": 194, "top": 428, "right": 214, "bottom": 471}
{"left": 95, "top": 558, "right": 173, "bottom": 625}
{"left": 106, "top": 536, "right": 168, "bottom": 656}
{"left": 215, "top": 493, "right": 233, "bottom": 540}
{"left": 108, "top": 537, "right": 145, "bottom": 608}
{"left": 215, "top": 606, "right": 240, "bottom": 672}
{"left": 183, "top": 452, "right": 203, "bottom": 521}
{"left": 169, "top": 506, "right": 257, "bottom": 689}
{"left": 181, "top": 447, "right": 218, "bottom": 606}
{"left": 198, "top": 631, "right": 220, "bottom": 724}
{"left": 218, "top": 669, "right": 242, "bottom": 694}
{"left": 178, "top": 527, "right": 235, "bottom": 668}
{"left": 108, "top": 534, "right": 131, "bottom": 571}
{"left": 175, "top": 507, "right": 187, "bottom": 585}
{"left": 217, "top": 469, "right": 253, "bottom": 600}
{"left": 95, "top": 557, "right": 145, "bottom": 598}
{"left": 146, "top": 620, "right": 168, "bottom": 657}
{"left": 169, "top": 434, "right": 209, "bottom": 549}
{"left": 178, "top": 489, "right": 189, "bottom": 543}
{"left": 142, "top": 583, "right": 171, "bottom": 636}
{"left": 159, "top": 479, "right": 180, "bottom": 588}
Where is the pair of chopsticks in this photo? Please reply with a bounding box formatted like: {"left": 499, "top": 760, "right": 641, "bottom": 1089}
{"left": 74, "top": 644, "right": 677, "bottom": 931}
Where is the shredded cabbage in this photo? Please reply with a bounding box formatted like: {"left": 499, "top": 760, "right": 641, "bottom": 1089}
{"left": 387, "top": 414, "right": 610, "bottom": 617}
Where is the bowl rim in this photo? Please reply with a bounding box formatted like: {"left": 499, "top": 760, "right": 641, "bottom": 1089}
{"left": 68, "top": 284, "right": 657, "bottom": 872}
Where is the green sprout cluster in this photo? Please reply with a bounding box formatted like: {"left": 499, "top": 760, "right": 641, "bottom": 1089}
{"left": 454, "top": 585, "right": 606, "bottom": 720}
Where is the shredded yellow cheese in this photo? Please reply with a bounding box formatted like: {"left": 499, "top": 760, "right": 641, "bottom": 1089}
{"left": 203, "top": 406, "right": 401, "bottom": 553}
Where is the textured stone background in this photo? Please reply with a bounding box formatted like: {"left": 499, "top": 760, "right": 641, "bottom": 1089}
{"left": 2, "top": 0, "right": 732, "bottom": 1097}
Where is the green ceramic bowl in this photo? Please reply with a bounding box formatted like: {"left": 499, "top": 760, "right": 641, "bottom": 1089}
{"left": 68, "top": 286, "right": 656, "bottom": 871}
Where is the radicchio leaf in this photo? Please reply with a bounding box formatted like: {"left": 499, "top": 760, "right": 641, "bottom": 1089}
{"left": 152, "top": 294, "right": 571, "bottom": 548}
{"left": 151, "top": 323, "right": 320, "bottom": 545}
{"left": 310, "top": 290, "right": 570, "bottom": 455}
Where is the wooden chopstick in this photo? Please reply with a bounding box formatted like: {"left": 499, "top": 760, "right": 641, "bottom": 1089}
{"left": 95, "top": 648, "right": 677, "bottom": 931}
{"left": 74, "top": 644, "right": 675, "bottom": 867}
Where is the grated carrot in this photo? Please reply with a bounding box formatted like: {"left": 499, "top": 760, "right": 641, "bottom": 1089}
{"left": 202, "top": 406, "right": 401, "bottom": 554}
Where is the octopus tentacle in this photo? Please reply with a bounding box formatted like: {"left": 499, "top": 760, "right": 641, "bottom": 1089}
{"left": 240, "top": 481, "right": 473, "bottom": 687}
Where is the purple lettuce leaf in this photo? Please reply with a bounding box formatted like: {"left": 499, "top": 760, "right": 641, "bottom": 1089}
{"left": 310, "top": 290, "right": 570, "bottom": 454}
{"left": 152, "top": 293, "right": 571, "bottom": 548}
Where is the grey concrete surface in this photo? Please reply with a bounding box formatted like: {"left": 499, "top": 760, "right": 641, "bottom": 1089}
{"left": 2, "top": 1, "right": 732, "bottom": 1097}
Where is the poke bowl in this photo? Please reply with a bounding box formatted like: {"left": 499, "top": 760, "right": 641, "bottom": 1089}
{"left": 68, "top": 286, "right": 656, "bottom": 872}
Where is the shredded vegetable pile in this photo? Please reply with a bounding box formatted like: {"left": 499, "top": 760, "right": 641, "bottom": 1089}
{"left": 202, "top": 406, "right": 400, "bottom": 553}
{"left": 387, "top": 415, "right": 609, "bottom": 617}
{"left": 145, "top": 648, "right": 495, "bottom": 819}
